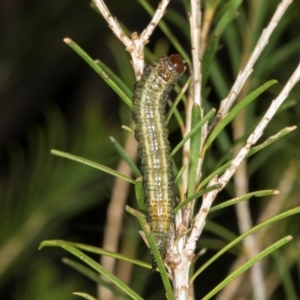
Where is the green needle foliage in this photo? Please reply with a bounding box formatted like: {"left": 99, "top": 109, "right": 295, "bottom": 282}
{"left": 40, "top": 1, "right": 300, "bottom": 299}
{"left": 0, "top": 105, "right": 119, "bottom": 297}
{"left": 2, "top": 1, "right": 300, "bottom": 299}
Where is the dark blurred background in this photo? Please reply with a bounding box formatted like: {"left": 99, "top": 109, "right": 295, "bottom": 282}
{"left": 0, "top": 0, "right": 140, "bottom": 299}
{"left": 1, "top": 0, "right": 300, "bottom": 299}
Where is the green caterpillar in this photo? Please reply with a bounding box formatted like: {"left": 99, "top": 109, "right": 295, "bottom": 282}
{"left": 132, "top": 55, "right": 185, "bottom": 270}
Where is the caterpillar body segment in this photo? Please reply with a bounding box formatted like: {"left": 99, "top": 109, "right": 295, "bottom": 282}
{"left": 132, "top": 55, "right": 184, "bottom": 268}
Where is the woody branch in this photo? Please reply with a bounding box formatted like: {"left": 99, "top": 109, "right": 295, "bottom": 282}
{"left": 211, "top": 0, "right": 293, "bottom": 130}
{"left": 186, "top": 62, "right": 300, "bottom": 256}
{"left": 92, "top": 0, "right": 172, "bottom": 79}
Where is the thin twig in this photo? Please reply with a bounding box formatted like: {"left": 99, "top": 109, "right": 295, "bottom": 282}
{"left": 234, "top": 160, "right": 266, "bottom": 300}
{"left": 210, "top": 0, "right": 293, "bottom": 130}
{"left": 92, "top": 0, "right": 173, "bottom": 78}
{"left": 217, "top": 162, "right": 299, "bottom": 299}
{"left": 98, "top": 132, "right": 137, "bottom": 300}
{"left": 180, "top": 0, "right": 202, "bottom": 225}
{"left": 139, "top": 1, "right": 173, "bottom": 44}
{"left": 171, "top": 0, "right": 202, "bottom": 297}
{"left": 186, "top": 62, "right": 300, "bottom": 257}
{"left": 200, "top": 2, "right": 218, "bottom": 59}
{"left": 232, "top": 1, "right": 267, "bottom": 297}
{"left": 91, "top": 0, "right": 133, "bottom": 50}
{"left": 189, "top": 0, "right": 202, "bottom": 107}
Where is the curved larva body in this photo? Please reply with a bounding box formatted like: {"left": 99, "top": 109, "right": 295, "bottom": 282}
{"left": 132, "top": 55, "right": 184, "bottom": 267}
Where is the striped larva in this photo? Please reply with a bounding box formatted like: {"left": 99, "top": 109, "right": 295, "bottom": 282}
{"left": 132, "top": 55, "right": 185, "bottom": 269}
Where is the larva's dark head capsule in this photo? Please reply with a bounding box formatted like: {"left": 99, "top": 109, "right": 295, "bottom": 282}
{"left": 169, "top": 54, "right": 185, "bottom": 75}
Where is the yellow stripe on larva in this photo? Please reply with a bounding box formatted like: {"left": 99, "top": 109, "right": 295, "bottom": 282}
{"left": 132, "top": 55, "right": 184, "bottom": 269}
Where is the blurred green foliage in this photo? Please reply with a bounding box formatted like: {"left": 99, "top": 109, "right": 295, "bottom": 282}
{"left": 0, "top": 0, "right": 300, "bottom": 299}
